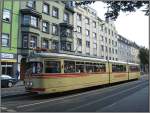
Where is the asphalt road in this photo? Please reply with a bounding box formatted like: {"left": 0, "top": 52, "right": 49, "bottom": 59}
{"left": 1, "top": 75, "right": 149, "bottom": 112}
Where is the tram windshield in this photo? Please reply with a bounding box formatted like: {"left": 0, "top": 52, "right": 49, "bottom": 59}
{"left": 26, "top": 62, "right": 43, "bottom": 74}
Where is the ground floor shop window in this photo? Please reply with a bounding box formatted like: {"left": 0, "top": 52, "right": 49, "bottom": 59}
{"left": 1, "top": 62, "right": 13, "bottom": 76}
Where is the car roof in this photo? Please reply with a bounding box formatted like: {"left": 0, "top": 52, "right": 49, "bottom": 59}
{"left": 1, "top": 75, "right": 12, "bottom": 78}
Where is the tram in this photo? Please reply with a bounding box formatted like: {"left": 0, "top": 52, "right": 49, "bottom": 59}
{"left": 24, "top": 52, "right": 140, "bottom": 94}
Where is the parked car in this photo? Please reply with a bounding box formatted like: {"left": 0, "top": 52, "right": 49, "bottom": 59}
{"left": 1, "top": 75, "right": 18, "bottom": 88}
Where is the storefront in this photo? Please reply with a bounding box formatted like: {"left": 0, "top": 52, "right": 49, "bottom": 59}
{"left": 0, "top": 53, "right": 17, "bottom": 78}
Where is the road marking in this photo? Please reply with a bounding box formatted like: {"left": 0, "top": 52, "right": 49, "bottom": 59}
{"left": 66, "top": 82, "right": 148, "bottom": 111}
{"left": 0, "top": 106, "right": 16, "bottom": 112}
{"left": 17, "top": 80, "right": 146, "bottom": 109}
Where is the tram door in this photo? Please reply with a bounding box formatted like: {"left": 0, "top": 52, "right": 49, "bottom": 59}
{"left": 24, "top": 62, "right": 43, "bottom": 89}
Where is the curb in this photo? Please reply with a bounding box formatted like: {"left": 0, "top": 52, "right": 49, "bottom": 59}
{"left": 1, "top": 92, "right": 29, "bottom": 99}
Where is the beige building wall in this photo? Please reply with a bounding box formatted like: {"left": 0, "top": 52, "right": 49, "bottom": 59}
{"left": 73, "top": 5, "right": 118, "bottom": 61}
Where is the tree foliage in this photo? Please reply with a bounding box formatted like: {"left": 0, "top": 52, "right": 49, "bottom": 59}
{"left": 105, "top": 1, "right": 149, "bottom": 20}
{"left": 75, "top": 1, "right": 149, "bottom": 20}
{"left": 138, "top": 47, "right": 149, "bottom": 65}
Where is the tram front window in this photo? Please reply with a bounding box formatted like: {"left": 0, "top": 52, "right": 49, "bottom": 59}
{"left": 26, "top": 62, "right": 43, "bottom": 74}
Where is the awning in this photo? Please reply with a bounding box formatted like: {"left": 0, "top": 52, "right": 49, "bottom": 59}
{"left": 0, "top": 59, "right": 17, "bottom": 62}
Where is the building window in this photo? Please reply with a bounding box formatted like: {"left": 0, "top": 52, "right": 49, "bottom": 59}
{"left": 109, "top": 57, "right": 111, "bottom": 60}
{"left": 86, "top": 29, "right": 90, "bottom": 36}
{"left": 23, "top": 15, "right": 30, "bottom": 25}
{"left": 3, "top": 9, "right": 11, "bottom": 22}
{"left": 105, "top": 37, "right": 107, "bottom": 43}
{"left": 106, "top": 56, "right": 108, "bottom": 60}
{"left": 30, "top": 36, "right": 37, "bottom": 48}
{"left": 52, "top": 41, "right": 59, "bottom": 50}
{"left": 105, "top": 46, "right": 108, "bottom": 52}
{"left": 109, "top": 47, "right": 111, "bottom": 53}
{"left": 115, "top": 49, "right": 117, "bottom": 54}
{"left": 109, "top": 39, "right": 111, "bottom": 44}
{"left": 112, "top": 48, "right": 114, "bottom": 54}
{"left": 77, "top": 26, "right": 82, "bottom": 33}
{"left": 93, "top": 21, "right": 96, "bottom": 28}
{"left": 43, "top": 3, "right": 49, "bottom": 14}
{"left": 101, "top": 36, "right": 104, "bottom": 41}
{"left": 86, "top": 41, "right": 90, "bottom": 48}
{"left": 108, "top": 29, "right": 110, "bottom": 35}
{"left": 1, "top": 34, "right": 9, "bottom": 47}
{"left": 42, "top": 21, "right": 49, "bottom": 33}
{"left": 77, "top": 38, "right": 82, "bottom": 46}
{"left": 77, "top": 13, "right": 81, "bottom": 21}
{"left": 115, "top": 41, "right": 117, "bottom": 46}
{"left": 93, "top": 32, "right": 96, "bottom": 38}
{"left": 64, "top": 12, "right": 69, "bottom": 23}
{"left": 105, "top": 27, "right": 107, "bottom": 34}
{"left": 52, "top": 24, "right": 58, "bottom": 35}
{"left": 22, "top": 35, "right": 28, "bottom": 48}
{"left": 31, "top": 16, "right": 38, "bottom": 27}
{"left": 66, "top": 43, "right": 72, "bottom": 51}
{"left": 52, "top": 6, "right": 59, "bottom": 18}
{"left": 42, "top": 39, "right": 49, "bottom": 49}
{"left": 27, "top": 0, "right": 36, "bottom": 8}
{"left": 101, "top": 45, "right": 104, "bottom": 51}
{"left": 112, "top": 40, "right": 114, "bottom": 45}
{"left": 85, "top": 17, "right": 89, "bottom": 24}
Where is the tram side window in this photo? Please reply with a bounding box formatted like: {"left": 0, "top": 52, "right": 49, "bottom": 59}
{"left": 94, "top": 64, "right": 106, "bottom": 72}
{"left": 76, "top": 62, "right": 84, "bottom": 73}
{"left": 64, "top": 61, "right": 75, "bottom": 73}
{"left": 86, "top": 62, "right": 93, "bottom": 73}
{"left": 130, "top": 66, "right": 139, "bottom": 72}
{"left": 112, "top": 64, "right": 126, "bottom": 72}
{"left": 85, "top": 62, "right": 106, "bottom": 73}
{"left": 26, "top": 62, "right": 43, "bottom": 74}
{"left": 45, "top": 61, "right": 61, "bottom": 73}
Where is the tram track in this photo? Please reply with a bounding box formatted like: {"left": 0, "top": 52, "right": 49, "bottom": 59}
{"left": 16, "top": 80, "right": 148, "bottom": 112}
{"left": 1, "top": 78, "right": 148, "bottom": 112}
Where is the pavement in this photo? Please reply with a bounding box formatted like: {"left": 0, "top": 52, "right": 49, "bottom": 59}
{"left": 1, "top": 80, "right": 27, "bottom": 98}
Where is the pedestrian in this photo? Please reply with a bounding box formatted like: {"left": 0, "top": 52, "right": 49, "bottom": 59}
{"left": 15, "top": 70, "right": 19, "bottom": 81}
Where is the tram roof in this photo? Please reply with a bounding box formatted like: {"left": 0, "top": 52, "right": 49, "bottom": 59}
{"left": 31, "top": 52, "right": 139, "bottom": 65}
{"left": 32, "top": 52, "right": 107, "bottom": 62}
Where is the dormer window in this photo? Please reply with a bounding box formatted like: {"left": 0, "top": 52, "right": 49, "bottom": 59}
{"left": 3, "top": 9, "right": 11, "bottom": 22}
{"left": 27, "top": 0, "right": 36, "bottom": 9}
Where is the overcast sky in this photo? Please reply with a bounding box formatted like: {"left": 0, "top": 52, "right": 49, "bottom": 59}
{"left": 89, "top": 1, "right": 149, "bottom": 48}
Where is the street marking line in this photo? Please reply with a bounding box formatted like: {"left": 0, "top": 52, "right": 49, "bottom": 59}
{"left": 66, "top": 82, "right": 148, "bottom": 111}
{"left": 17, "top": 80, "right": 146, "bottom": 109}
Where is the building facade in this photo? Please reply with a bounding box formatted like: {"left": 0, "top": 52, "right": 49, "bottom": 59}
{"left": 18, "top": 1, "right": 74, "bottom": 79}
{"left": 0, "top": 0, "right": 20, "bottom": 77}
{"left": 0, "top": 1, "right": 140, "bottom": 79}
{"left": 118, "top": 34, "right": 140, "bottom": 63}
{"left": 72, "top": 5, "right": 118, "bottom": 61}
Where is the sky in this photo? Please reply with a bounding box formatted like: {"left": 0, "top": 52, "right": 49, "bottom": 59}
{"left": 89, "top": 1, "right": 149, "bottom": 48}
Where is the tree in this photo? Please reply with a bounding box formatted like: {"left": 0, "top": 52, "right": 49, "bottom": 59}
{"left": 105, "top": 1, "right": 149, "bottom": 20}
{"left": 138, "top": 47, "right": 149, "bottom": 73}
{"left": 75, "top": 1, "right": 149, "bottom": 20}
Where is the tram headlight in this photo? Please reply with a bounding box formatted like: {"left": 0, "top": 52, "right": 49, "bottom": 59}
{"left": 26, "top": 81, "right": 30, "bottom": 86}
{"left": 29, "top": 81, "right": 33, "bottom": 87}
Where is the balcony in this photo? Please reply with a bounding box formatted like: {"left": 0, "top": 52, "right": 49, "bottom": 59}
{"left": 20, "top": 9, "right": 42, "bottom": 18}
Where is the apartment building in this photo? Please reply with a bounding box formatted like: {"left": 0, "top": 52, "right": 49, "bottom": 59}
{"left": 118, "top": 34, "right": 140, "bottom": 63}
{"left": 17, "top": 1, "right": 74, "bottom": 79}
{"left": 98, "top": 19, "right": 118, "bottom": 61}
{"left": 0, "top": 0, "right": 20, "bottom": 77}
{"left": 73, "top": 5, "right": 118, "bottom": 61}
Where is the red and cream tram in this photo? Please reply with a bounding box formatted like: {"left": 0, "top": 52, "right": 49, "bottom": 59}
{"left": 23, "top": 53, "right": 140, "bottom": 94}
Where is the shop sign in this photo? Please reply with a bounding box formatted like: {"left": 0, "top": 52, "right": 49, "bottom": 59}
{"left": 0, "top": 53, "right": 14, "bottom": 59}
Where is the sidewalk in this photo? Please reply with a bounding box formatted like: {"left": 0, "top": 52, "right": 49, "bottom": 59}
{"left": 1, "top": 80, "right": 27, "bottom": 98}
